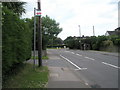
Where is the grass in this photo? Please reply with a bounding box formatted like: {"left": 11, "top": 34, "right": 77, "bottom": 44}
{"left": 31, "top": 56, "right": 49, "bottom": 60}
{"left": 3, "top": 63, "right": 49, "bottom": 88}
{"left": 42, "top": 56, "right": 49, "bottom": 60}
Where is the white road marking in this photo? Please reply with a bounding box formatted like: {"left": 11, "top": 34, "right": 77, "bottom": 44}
{"left": 76, "top": 54, "right": 82, "bottom": 56}
{"left": 75, "top": 68, "right": 87, "bottom": 71}
{"left": 85, "top": 57, "right": 95, "bottom": 61}
{"left": 85, "top": 82, "right": 89, "bottom": 86}
{"left": 65, "top": 51, "right": 75, "bottom": 54}
{"left": 60, "top": 55, "right": 87, "bottom": 70}
{"left": 71, "top": 52, "right": 75, "bottom": 54}
{"left": 65, "top": 51, "right": 70, "bottom": 52}
{"left": 102, "top": 62, "right": 120, "bottom": 69}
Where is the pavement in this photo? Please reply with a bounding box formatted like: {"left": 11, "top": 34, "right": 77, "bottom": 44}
{"left": 46, "top": 50, "right": 90, "bottom": 88}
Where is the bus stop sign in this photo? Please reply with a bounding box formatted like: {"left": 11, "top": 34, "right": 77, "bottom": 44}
{"left": 36, "top": 10, "right": 41, "bottom": 16}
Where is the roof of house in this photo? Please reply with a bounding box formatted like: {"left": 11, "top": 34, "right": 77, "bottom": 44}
{"left": 107, "top": 31, "right": 116, "bottom": 35}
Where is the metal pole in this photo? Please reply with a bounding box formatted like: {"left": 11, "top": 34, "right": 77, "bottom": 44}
{"left": 78, "top": 25, "right": 82, "bottom": 50}
{"left": 93, "top": 26, "right": 95, "bottom": 36}
{"left": 33, "top": 8, "right": 36, "bottom": 68}
{"left": 38, "top": 0, "right": 42, "bottom": 67}
{"left": 78, "top": 25, "right": 81, "bottom": 37}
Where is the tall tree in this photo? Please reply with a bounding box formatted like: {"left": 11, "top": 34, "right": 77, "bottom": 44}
{"left": 42, "top": 15, "right": 62, "bottom": 49}
{"left": 2, "top": 2, "right": 26, "bottom": 16}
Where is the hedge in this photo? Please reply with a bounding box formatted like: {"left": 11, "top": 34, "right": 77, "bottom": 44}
{"left": 2, "top": 7, "right": 32, "bottom": 75}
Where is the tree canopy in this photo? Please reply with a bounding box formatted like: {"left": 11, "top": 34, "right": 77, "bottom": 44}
{"left": 25, "top": 15, "right": 62, "bottom": 50}
{"left": 2, "top": 2, "right": 26, "bottom": 16}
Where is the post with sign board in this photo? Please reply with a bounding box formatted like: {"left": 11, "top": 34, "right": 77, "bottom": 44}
{"left": 37, "top": 0, "right": 42, "bottom": 67}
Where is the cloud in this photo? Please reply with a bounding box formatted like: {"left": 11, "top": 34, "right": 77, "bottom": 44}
{"left": 22, "top": 0, "right": 118, "bottom": 40}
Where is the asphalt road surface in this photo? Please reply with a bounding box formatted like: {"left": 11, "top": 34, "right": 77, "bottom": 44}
{"left": 47, "top": 49, "right": 119, "bottom": 88}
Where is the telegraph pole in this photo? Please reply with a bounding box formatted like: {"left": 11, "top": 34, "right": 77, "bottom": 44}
{"left": 37, "top": 0, "right": 42, "bottom": 67}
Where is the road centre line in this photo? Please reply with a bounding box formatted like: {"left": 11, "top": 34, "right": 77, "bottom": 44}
{"left": 65, "top": 51, "right": 75, "bottom": 54}
{"left": 102, "top": 62, "right": 120, "bottom": 69}
{"left": 65, "top": 51, "right": 70, "bottom": 52}
{"left": 65, "top": 51, "right": 95, "bottom": 61}
{"left": 84, "top": 57, "right": 95, "bottom": 61}
{"left": 76, "top": 54, "right": 82, "bottom": 56}
{"left": 60, "top": 55, "right": 87, "bottom": 70}
{"left": 71, "top": 52, "right": 75, "bottom": 54}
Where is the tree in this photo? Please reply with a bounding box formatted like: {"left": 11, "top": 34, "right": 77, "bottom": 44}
{"left": 42, "top": 15, "right": 62, "bottom": 37}
{"left": 23, "top": 15, "right": 62, "bottom": 50}
{"left": 53, "top": 37, "right": 63, "bottom": 45}
{"left": 42, "top": 15, "right": 62, "bottom": 49}
{"left": 64, "top": 36, "right": 80, "bottom": 49}
{"left": 2, "top": 2, "right": 26, "bottom": 16}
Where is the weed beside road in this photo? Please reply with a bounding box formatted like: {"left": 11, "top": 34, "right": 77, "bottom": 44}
{"left": 3, "top": 63, "right": 49, "bottom": 88}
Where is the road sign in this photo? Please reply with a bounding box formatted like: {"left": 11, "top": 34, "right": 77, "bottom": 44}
{"left": 36, "top": 10, "right": 41, "bottom": 16}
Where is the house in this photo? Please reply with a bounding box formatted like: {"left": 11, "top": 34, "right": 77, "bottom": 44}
{"left": 105, "top": 27, "right": 120, "bottom": 36}
{"left": 105, "top": 31, "right": 116, "bottom": 36}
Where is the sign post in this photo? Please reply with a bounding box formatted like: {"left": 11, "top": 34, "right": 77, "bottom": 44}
{"left": 37, "top": 0, "right": 42, "bottom": 67}
{"left": 33, "top": 8, "right": 36, "bottom": 68}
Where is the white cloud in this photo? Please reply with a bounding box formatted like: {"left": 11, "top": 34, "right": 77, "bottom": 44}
{"left": 22, "top": 0, "right": 119, "bottom": 40}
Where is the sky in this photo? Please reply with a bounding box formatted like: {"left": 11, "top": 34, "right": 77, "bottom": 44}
{"left": 21, "top": 0, "right": 119, "bottom": 40}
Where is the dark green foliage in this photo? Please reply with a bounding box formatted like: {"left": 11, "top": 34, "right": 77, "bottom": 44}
{"left": 110, "top": 35, "right": 120, "bottom": 46}
{"left": 64, "top": 35, "right": 120, "bottom": 51}
{"left": 93, "top": 35, "right": 108, "bottom": 50}
{"left": 2, "top": 7, "right": 32, "bottom": 75}
{"left": 2, "top": 2, "right": 26, "bottom": 16}
{"left": 47, "top": 37, "right": 63, "bottom": 48}
{"left": 42, "top": 15, "right": 62, "bottom": 50}
{"left": 53, "top": 37, "right": 63, "bottom": 45}
{"left": 25, "top": 15, "right": 62, "bottom": 50}
{"left": 64, "top": 36, "right": 80, "bottom": 49}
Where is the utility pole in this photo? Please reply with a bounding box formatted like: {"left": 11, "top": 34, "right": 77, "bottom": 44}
{"left": 33, "top": 8, "right": 36, "bottom": 68}
{"left": 93, "top": 26, "right": 95, "bottom": 36}
{"left": 37, "top": 0, "right": 42, "bottom": 67}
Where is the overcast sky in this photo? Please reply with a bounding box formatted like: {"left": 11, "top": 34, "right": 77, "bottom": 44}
{"left": 22, "top": 0, "right": 119, "bottom": 40}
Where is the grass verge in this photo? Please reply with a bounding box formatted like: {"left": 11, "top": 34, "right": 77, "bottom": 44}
{"left": 3, "top": 63, "right": 49, "bottom": 88}
{"left": 31, "top": 56, "right": 49, "bottom": 60}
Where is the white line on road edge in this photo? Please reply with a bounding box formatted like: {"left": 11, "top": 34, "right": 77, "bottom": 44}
{"left": 76, "top": 54, "right": 82, "bottom": 56}
{"left": 102, "top": 62, "right": 120, "bottom": 69}
{"left": 84, "top": 57, "right": 95, "bottom": 61}
{"left": 60, "top": 55, "right": 87, "bottom": 70}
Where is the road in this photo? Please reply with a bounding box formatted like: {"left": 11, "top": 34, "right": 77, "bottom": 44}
{"left": 47, "top": 49, "right": 118, "bottom": 88}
